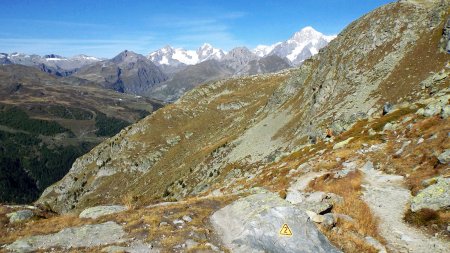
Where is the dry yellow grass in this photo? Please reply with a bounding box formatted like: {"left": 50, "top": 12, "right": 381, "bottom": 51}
{"left": 0, "top": 212, "right": 91, "bottom": 245}
{"left": 0, "top": 195, "right": 235, "bottom": 252}
{"left": 308, "top": 171, "right": 383, "bottom": 252}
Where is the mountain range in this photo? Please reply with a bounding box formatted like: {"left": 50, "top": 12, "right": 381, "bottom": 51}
{"left": 148, "top": 26, "right": 335, "bottom": 67}
{"left": 0, "top": 27, "right": 334, "bottom": 102}
{"left": 0, "top": 53, "right": 102, "bottom": 77}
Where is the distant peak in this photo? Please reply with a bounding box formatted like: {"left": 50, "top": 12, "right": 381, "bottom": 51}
{"left": 44, "top": 54, "right": 63, "bottom": 59}
{"left": 119, "top": 50, "right": 137, "bottom": 56}
{"left": 300, "top": 26, "right": 317, "bottom": 32}
{"left": 112, "top": 50, "right": 145, "bottom": 63}
{"left": 200, "top": 43, "right": 213, "bottom": 49}
{"left": 291, "top": 26, "right": 324, "bottom": 42}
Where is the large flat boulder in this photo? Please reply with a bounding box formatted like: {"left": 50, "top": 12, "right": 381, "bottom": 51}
{"left": 210, "top": 192, "right": 341, "bottom": 253}
{"left": 6, "top": 221, "right": 126, "bottom": 252}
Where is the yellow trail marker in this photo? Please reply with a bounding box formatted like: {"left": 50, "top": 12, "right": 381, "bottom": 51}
{"left": 279, "top": 223, "right": 293, "bottom": 236}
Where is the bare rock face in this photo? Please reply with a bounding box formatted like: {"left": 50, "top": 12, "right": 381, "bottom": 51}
{"left": 210, "top": 192, "right": 341, "bottom": 253}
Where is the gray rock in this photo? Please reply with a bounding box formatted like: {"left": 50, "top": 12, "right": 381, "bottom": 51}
{"left": 305, "top": 210, "right": 325, "bottom": 223}
{"left": 420, "top": 72, "right": 447, "bottom": 88}
{"left": 79, "top": 205, "right": 127, "bottom": 219}
{"left": 424, "top": 103, "right": 443, "bottom": 117}
{"left": 383, "top": 122, "right": 398, "bottom": 132}
{"left": 298, "top": 201, "right": 333, "bottom": 214}
{"left": 442, "top": 105, "right": 450, "bottom": 119}
{"left": 438, "top": 149, "right": 450, "bottom": 164}
{"left": 335, "top": 161, "right": 357, "bottom": 178}
{"left": 305, "top": 191, "right": 326, "bottom": 202}
{"left": 321, "top": 213, "right": 336, "bottom": 230}
{"left": 210, "top": 192, "right": 341, "bottom": 253}
{"left": 173, "top": 219, "right": 184, "bottom": 225}
{"left": 289, "top": 190, "right": 343, "bottom": 214}
{"left": 285, "top": 190, "right": 305, "bottom": 205}
{"left": 6, "top": 210, "right": 34, "bottom": 223}
{"left": 411, "top": 177, "right": 450, "bottom": 212}
{"left": 333, "top": 137, "right": 354, "bottom": 149}
{"left": 182, "top": 215, "right": 192, "bottom": 222}
{"left": 166, "top": 135, "right": 181, "bottom": 146}
{"left": 383, "top": 103, "right": 393, "bottom": 115}
{"left": 6, "top": 221, "right": 126, "bottom": 252}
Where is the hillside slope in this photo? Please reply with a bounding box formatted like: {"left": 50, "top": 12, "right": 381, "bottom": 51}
{"left": 0, "top": 65, "right": 163, "bottom": 203}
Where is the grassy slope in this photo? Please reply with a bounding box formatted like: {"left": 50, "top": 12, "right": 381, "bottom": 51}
{"left": 0, "top": 65, "right": 164, "bottom": 204}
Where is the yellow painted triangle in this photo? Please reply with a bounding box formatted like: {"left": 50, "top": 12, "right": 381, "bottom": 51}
{"left": 279, "top": 223, "right": 293, "bottom": 236}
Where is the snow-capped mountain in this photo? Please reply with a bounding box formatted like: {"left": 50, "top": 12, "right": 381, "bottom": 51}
{"left": 197, "top": 43, "right": 225, "bottom": 62}
{"left": 148, "top": 43, "right": 225, "bottom": 66}
{"left": 2, "top": 52, "right": 102, "bottom": 76}
{"left": 253, "top": 43, "right": 280, "bottom": 57}
{"left": 149, "top": 27, "right": 335, "bottom": 68}
{"left": 256, "top": 26, "right": 336, "bottom": 66}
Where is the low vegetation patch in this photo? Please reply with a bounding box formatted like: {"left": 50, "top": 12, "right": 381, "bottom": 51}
{"left": 404, "top": 208, "right": 450, "bottom": 238}
{"left": 309, "top": 171, "right": 382, "bottom": 253}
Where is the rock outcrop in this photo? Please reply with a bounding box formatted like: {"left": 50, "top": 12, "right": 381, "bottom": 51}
{"left": 210, "top": 192, "right": 341, "bottom": 253}
{"left": 411, "top": 177, "right": 450, "bottom": 212}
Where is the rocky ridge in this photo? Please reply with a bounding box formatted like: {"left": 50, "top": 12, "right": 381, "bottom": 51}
{"left": 73, "top": 50, "right": 168, "bottom": 95}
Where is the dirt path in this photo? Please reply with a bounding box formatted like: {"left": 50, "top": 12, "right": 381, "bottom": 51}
{"left": 360, "top": 161, "right": 450, "bottom": 253}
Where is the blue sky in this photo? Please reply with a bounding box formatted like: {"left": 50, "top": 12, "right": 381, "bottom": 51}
{"left": 0, "top": 0, "right": 394, "bottom": 58}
